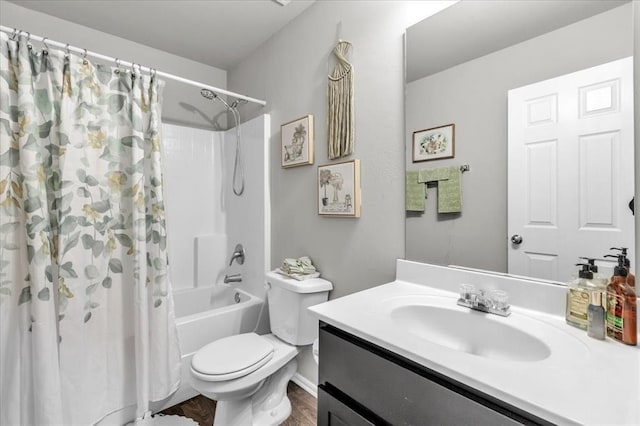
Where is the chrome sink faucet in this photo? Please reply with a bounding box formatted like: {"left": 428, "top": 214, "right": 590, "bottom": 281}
{"left": 457, "top": 284, "right": 510, "bottom": 317}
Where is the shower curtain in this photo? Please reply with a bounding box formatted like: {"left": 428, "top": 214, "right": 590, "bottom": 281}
{"left": 0, "top": 32, "right": 180, "bottom": 425}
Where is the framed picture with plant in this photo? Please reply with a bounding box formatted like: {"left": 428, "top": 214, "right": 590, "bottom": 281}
{"left": 281, "top": 115, "right": 314, "bottom": 167}
{"left": 318, "top": 159, "right": 360, "bottom": 217}
{"left": 412, "top": 123, "right": 455, "bottom": 162}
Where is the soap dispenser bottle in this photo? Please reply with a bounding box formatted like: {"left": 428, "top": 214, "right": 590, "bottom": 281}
{"left": 610, "top": 247, "right": 635, "bottom": 289}
{"left": 579, "top": 257, "right": 609, "bottom": 288}
{"left": 604, "top": 254, "right": 637, "bottom": 345}
{"left": 566, "top": 263, "right": 595, "bottom": 330}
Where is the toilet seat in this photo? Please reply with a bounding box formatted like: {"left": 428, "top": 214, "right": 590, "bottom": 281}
{"left": 190, "top": 334, "right": 299, "bottom": 401}
{"left": 191, "top": 333, "right": 274, "bottom": 382}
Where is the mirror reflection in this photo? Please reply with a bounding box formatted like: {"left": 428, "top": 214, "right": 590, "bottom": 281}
{"left": 405, "top": 0, "right": 635, "bottom": 282}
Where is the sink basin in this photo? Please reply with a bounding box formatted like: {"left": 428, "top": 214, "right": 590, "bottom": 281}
{"left": 390, "top": 304, "right": 551, "bottom": 362}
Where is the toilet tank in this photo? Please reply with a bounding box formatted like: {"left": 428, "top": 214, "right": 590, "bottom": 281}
{"left": 265, "top": 271, "right": 332, "bottom": 345}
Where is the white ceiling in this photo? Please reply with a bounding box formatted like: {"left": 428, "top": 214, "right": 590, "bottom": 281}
{"left": 7, "top": 0, "right": 316, "bottom": 70}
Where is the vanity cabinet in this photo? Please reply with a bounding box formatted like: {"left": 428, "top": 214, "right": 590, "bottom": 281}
{"left": 317, "top": 322, "right": 553, "bottom": 426}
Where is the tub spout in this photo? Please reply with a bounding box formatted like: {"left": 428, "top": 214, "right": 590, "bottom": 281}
{"left": 224, "top": 273, "right": 242, "bottom": 283}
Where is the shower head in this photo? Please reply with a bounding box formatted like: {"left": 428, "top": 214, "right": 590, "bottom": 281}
{"left": 201, "top": 88, "right": 234, "bottom": 112}
{"left": 200, "top": 88, "right": 217, "bottom": 100}
{"left": 201, "top": 88, "right": 248, "bottom": 111}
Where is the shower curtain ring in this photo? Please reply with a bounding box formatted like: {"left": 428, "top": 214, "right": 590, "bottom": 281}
{"left": 10, "top": 28, "right": 18, "bottom": 40}
{"left": 114, "top": 58, "right": 121, "bottom": 74}
{"left": 26, "top": 32, "right": 33, "bottom": 50}
{"left": 82, "top": 48, "right": 88, "bottom": 64}
{"left": 65, "top": 43, "right": 71, "bottom": 58}
{"left": 130, "top": 62, "right": 137, "bottom": 79}
{"left": 42, "top": 37, "right": 50, "bottom": 54}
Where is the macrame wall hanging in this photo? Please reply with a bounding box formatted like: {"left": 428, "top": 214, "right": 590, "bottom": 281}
{"left": 328, "top": 40, "right": 354, "bottom": 160}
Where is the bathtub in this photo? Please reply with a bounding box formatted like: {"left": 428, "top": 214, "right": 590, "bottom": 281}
{"left": 154, "top": 284, "right": 263, "bottom": 411}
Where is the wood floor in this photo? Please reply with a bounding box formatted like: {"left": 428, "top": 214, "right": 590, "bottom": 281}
{"left": 159, "top": 381, "right": 317, "bottom": 425}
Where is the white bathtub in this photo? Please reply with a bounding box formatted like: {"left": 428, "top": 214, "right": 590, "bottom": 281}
{"left": 155, "top": 284, "right": 263, "bottom": 411}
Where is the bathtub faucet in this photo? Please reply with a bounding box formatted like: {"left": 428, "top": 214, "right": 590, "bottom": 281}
{"left": 229, "top": 243, "right": 245, "bottom": 266}
{"left": 224, "top": 273, "right": 243, "bottom": 284}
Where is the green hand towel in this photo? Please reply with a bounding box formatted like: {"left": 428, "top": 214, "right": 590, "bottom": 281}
{"left": 438, "top": 166, "right": 462, "bottom": 213}
{"left": 418, "top": 167, "right": 450, "bottom": 183}
{"left": 405, "top": 170, "right": 425, "bottom": 211}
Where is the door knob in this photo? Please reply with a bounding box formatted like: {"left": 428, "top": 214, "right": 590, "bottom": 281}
{"left": 511, "top": 234, "right": 523, "bottom": 245}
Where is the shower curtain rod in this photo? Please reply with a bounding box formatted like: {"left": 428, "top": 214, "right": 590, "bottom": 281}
{"left": 0, "top": 25, "right": 267, "bottom": 107}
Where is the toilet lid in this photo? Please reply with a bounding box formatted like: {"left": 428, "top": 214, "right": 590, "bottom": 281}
{"left": 191, "top": 333, "right": 274, "bottom": 381}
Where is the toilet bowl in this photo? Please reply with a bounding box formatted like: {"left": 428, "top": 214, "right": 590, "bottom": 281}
{"left": 189, "top": 272, "right": 332, "bottom": 426}
{"left": 190, "top": 334, "right": 299, "bottom": 425}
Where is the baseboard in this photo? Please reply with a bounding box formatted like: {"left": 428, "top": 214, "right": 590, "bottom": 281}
{"left": 291, "top": 373, "right": 317, "bottom": 398}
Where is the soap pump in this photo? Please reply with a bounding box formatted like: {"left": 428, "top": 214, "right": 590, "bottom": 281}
{"left": 579, "top": 257, "right": 608, "bottom": 288}
{"left": 604, "top": 253, "right": 637, "bottom": 346}
{"left": 565, "top": 263, "right": 595, "bottom": 330}
{"left": 610, "top": 247, "right": 634, "bottom": 288}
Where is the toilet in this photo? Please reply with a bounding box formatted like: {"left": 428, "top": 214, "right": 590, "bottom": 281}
{"left": 189, "top": 271, "right": 332, "bottom": 426}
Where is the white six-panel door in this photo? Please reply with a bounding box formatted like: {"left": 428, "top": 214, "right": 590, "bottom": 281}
{"left": 508, "top": 57, "right": 634, "bottom": 281}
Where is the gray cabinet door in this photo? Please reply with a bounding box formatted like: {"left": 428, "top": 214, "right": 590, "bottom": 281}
{"left": 319, "top": 324, "right": 550, "bottom": 426}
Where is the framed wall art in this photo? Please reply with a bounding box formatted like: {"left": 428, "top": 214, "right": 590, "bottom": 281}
{"left": 281, "top": 115, "right": 314, "bottom": 167}
{"left": 318, "top": 159, "right": 360, "bottom": 218}
{"left": 412, "top": 123, "right": 455, "bottom": 162}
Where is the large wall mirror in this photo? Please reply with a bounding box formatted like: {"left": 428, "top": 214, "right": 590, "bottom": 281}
{"left": 405, "top": 0, "right": 635, "bottom": 282}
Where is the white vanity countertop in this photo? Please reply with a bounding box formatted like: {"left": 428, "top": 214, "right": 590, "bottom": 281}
{"left": 309, "top": 262, "right": 640, "bottom": 426}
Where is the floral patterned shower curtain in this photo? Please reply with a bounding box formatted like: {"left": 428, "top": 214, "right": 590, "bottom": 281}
{"left": 0, "top": 32, "right": 180, "bottom": 425}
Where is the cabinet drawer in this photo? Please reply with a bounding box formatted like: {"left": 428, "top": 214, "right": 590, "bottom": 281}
{"left": 318, "top": 385, "right": 377, "bottom": 426}
{"left": 319, "top": 324, "right": 548, "bottom": 426}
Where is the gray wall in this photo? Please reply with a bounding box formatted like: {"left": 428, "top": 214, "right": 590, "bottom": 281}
{"left": 229, "top": 1, "right": 428, "bottom": 300}
{"left": 228, "top": 1, "right": 446, "bottom": 383}
{"left": 0, "top": 1, "right": 227, "bottom": 129}
{"left": 405, "top": 4, "right": 633, "bottom": 273}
